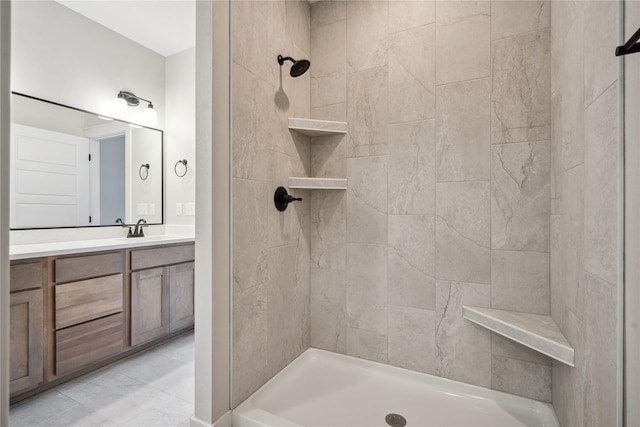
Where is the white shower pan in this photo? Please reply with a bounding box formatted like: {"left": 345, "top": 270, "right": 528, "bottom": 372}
{"left": 233, "top": 349, "right": 559, "bottom": 427}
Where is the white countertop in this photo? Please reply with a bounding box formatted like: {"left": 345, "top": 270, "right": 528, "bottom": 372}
{"left": 10, "top": 235, "right": 195, "bottom": 260}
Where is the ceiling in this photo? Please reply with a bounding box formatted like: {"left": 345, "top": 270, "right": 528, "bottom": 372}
{"left": 54, "top": 0, "right": 195, "bottom": 57}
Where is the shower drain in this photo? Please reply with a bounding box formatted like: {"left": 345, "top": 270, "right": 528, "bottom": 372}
{"left": 385, "top": 413, "right": 407, "bottom": 427}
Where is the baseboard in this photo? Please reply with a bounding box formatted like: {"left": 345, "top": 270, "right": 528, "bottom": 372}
{"left": 191, "top": 410, "right": 232, "bottom": 427}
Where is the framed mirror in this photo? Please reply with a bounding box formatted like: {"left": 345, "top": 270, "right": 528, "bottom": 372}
{"left": 10, "top": 92, "right": 163, "bottom": 229}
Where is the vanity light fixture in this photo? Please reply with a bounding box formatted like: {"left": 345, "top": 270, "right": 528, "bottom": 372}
{"left": 112, "top": 91, "right": 157, "bottom": 126}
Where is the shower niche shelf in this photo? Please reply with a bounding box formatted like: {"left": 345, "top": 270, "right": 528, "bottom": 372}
{"left": 463, "top": 306, "right": 575, "bottom": 367}
{"left": 288, "top": 177, "right": 347, "bottom": 190}
{"left": 288, "top": 118, "right": 347, "bottom": 136}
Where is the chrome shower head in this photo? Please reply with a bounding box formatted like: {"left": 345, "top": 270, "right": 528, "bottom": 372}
{"left": 277, "top": 55, "right": 311, "bottom": 77}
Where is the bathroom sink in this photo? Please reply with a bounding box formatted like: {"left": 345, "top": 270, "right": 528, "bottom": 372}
{"left": 114, "top": 235, "right": 193, "bottom": 243}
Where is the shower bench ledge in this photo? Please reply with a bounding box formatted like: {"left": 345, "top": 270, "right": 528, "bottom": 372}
{"left": 463, "top": 306, "right": 575, "bottom": 367}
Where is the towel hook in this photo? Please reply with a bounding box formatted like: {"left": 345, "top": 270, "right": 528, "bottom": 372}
{"left": 174, "top": 159, "right": 188, "bottom": 177}
{"left": 139, "top": 163, "right": 150, "bottom": 180}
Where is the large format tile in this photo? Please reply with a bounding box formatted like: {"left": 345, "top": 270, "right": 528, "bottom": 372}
{"left": 389, "top": 24, "right": 435, "bottom": 123}
{"left": 346, "top": 0, "right": 388, "bottom": 73}
{"left": 491, "top": 29, "right": 550, "bottom": 144}
{"left": 347, "top": 67, "right": 389, "bottom": 157}
{"left": 388, "top": 120, "right": 435, "bottom": 215}
{"left": 311, "top": 268, "right": 347, "bottom": 352}
{"left": 232, "top": 0, "right": 268, "bottom": 78}
{"left": 346, "top": 244, "right": 388, "bottom": 334}
{"left": 436, "top": 1, "right": 490, "bottom": 85}
{"left": 389, "top": 0, "right": 435, "bottom": 34}
{"left": 346, "top": 327, "right": 388, "bottom": 364}
{"left": 491, "top": 141, "right": 550, "bottom": 252}
{"left": 584, "top": 82, "right": 618, "bottom": 286}
{"left": 388, "top": 305, "right": 435, "bottom": 374}
{"left": 388, "top": 215, "right": 435, "bottom": 310}
{"left": 436, "top": 78, "right": 490, "bottom": 182}
{"left": 33, "top": 405, "right": 118, "bottom": 427}
{"left": 10, "top": 391, "right": 79, "bottom": 427}
{"left": 311, "top": 0, "right": 346, "bottom": 29}
{"left": 583, "top": 0, "right": 617, "bottom": 107}
{"left": 491, "top": 0, "right": 549, "bottom": 41}
{"left": 311, "top": 20, "right": 346, "bottom": 108}
{"left": 436, "top": 181, "right": 491, "bottom": 284}
{"left": 347, "top": 156, "right": 387, "bottom": 244}
{"left": 491, "top": 250, "right": 550, "bottom": 315}
{"left": 492, "top": 355, "right": 551, "bottom": 402}
{"left": 435, "top": 280, "right": 491, "bottom": 387}
{"left": 310, "top": 191, "right": 347, "bottom": 270}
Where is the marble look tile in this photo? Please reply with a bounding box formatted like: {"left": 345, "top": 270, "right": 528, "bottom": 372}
{"left": 150, "top": 333, "right": 194, "bottom": 363}
{"left": 584, "top": 82, "right": 618, "bottom": 286}
{"left": 10, "top": 391, "right": 79, "bottom": 427}
{"left": 492, "top": 356, "right": 551, "bottom": 402}
{"left": 232, "top": 283, "right": 268, "bottom": 406}
{"left": 34, "top": 405, "right": 118, "bottom": 427}
{"left": 312, "top": 73, "right": 347, "bottom": 109}
{"left": 121, "top": 393, "right": 193, "bottom": 427}
{"left": 346, "top": 327, "right": 388, "bottom": 364}
{"left": 311, "top": 0, "right": 346, "bottom": 29}
{"left": 435, "top": 280, "right": 491, "bottom": 387}
{"left": 491, "top": 1, "right": 549, "bottom": 41}
{"left": 347, "top": 67, "right": 389, "bottom": 157}
{"left": 580, "top": 273, "right": 617, "bottom": 426}
{"left": 233, "top": 178, "right": 269, "bottom": 291}
{"left": 232, "top": 0, "right": 268, "bottom": 78}
{"left": 389, "top": 24, "right": 435, "bottom": 123}
{"left": 583, "top": 0, "right": 617, "bottom": 107}
{"left": 491, "top": 141, "right": 550, "bottom": 252}
{"left": 558, "top": 165, "right": 583, "bottom": 314}
{"left": 312, "top": 103, "right": 347, "bottom": 122}
{"left": 347, "top": 156, "right": 387, "bottom": 244}
{"left": 435, "top": 181, "right": 491, "bottom": 284}
{"left": 388, "top": 305, "right": 436, "bottom": 374}
{"left": 388, "top": 120, "right": 435, "bottom": 215}
{"left": 112, "top": 348, "right": 187, "bottom": 387}
{"left": 311, "top": 134, "right": 346, "bottom": 178}
{"left": 491, "top": 29, "right": 550, "bottom": 144}
{"left": 311, "top": 20, "right": 346, "bottom": 108}
{"left": 491, "top": 250, "right": 550, "bottom": 315}
{"left": 491, "top": 333, "right": 551, "bottom": 366}
{"left": 436, "top": 2, "right": 490, "bottom": 85}
{"left": 150, "top": 363, "right": 195, "bottom": 404}
{"left": 266, "top": 244, "right": 309, "bottom": 377}
{"left": 388, "top": 215, "right": 436, "bottom": 310}
{"left": 310, "top": 191, "right": 346, "bottom": 270}
{"left": 436, "top": 78, "right": 490, "bottom": 182}
{"left": 389, "top": 0, "right": 435, "bottom": 33}
{"left": 346, "top": 244, "right": 388, "bottom": 334}
{"left": 346, "top": 0, "right": 388, "bottom": 73}
{"left": 311, "top": 268, "right": 347, "bottom": 352}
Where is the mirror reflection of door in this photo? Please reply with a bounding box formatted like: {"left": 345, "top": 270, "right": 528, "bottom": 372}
{"left": 98, "top": 134, "right": 126, "bottom": 225}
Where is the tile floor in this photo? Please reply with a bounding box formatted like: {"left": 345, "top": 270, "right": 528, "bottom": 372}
{"left": 10, "top": 333, "right": 194, "bottom": 427}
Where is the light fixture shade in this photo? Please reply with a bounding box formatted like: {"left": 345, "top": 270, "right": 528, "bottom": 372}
{"left": 143, "top": 104, "right": 158, "bottom": 126}
{"left": 112, "top": 95, "right": 128, "bottom": 118}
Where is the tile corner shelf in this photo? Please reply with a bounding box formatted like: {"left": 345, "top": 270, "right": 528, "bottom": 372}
{"left": 463, "top": 306, "right": 575, "bottom": 367}
{"left": 288, "top": 118, "right": 347, "bottom": 136}
{"left": 288, "top": 177, "right": 347, "bottom": 190}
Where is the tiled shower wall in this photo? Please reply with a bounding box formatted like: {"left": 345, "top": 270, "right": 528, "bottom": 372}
{"left": 309, "top": 0, "right": 554, "bottom": 401}
{"left": 231, "top": 0, "right": 312, "bottom": 406}
{"left": 550, "top": 1, "right": 619, "bottom": 425}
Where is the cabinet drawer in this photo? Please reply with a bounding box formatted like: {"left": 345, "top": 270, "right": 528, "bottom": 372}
{"left": 55, "top": 274, "right": 123, "bottom": 330}
{"left": 55, "top": 252, "right": 123, "bottom": 283}
{"left": 131, "top": 244, "right": 194, "bottom": 270}
{"left": 10, "top": 260, "right": 45, "bottom": 293}
{"left": 56, "top": 313, "right": 123, "bottom": 377}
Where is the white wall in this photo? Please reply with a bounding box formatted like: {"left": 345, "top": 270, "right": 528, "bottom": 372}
{"left": 11, "top": 0, "right": 165, "bottom": 127}
{"left": 165, "top": 48, "right": 195, "bottom": 225}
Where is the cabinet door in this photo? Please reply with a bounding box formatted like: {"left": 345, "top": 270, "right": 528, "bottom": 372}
{"left": 130, "top": 267, "right": 169, "bottom": 346}
{"left": 169, "top": 262, "right": 195, "bottom": 331}
{"left": 10, "top": 289, "right": 44, "bottom": 394}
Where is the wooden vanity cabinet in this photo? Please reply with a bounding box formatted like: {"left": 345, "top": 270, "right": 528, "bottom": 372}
{"left": 130, "top": 244, "right": 195, "bottom": 346}
{"left": 9, "top": 259, "right": 46, "bottom": 395}
{"left": 53, "top": 251, "right": 125, "bottom": 376}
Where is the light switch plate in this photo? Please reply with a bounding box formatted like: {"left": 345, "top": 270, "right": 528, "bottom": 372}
{"left": 137, "top": 203, "right": 148, "bottom": 215}
{"left": 149, "top": 203, "right": 156, "bottom": 215}
{"left": 185, "top": 202, "right": 195, "bottom": 216}
{"left": 177, "top": 202, "right": 183, "bottom": 215}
